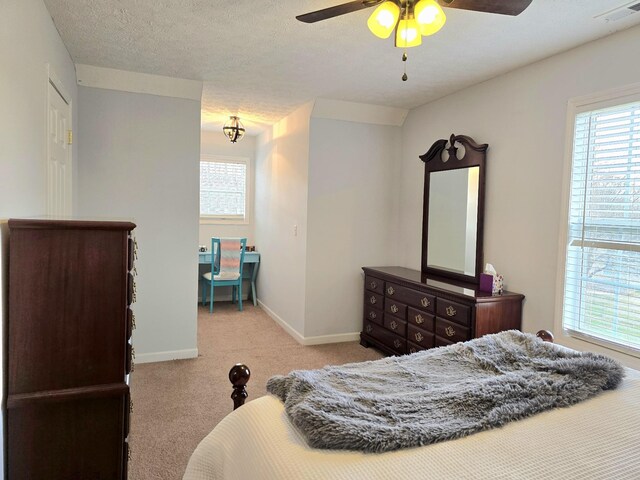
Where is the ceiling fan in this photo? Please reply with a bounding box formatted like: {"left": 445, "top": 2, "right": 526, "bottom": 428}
{"left": 296, "top": 1, "right": 533, "bottom": 80}
{"left": 297, "top": 1, "right": 533, "bottom": 24}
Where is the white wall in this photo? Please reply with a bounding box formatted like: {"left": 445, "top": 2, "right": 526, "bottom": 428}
{"left": 255, "top": 103, "right": 313, "bottom": 337}
{"left": 77, "top": 86, "right": 201, "bottom": 363}
{"left": 397, "top": 24, "right": 640, "bottom": 369}
{"left": 0, "top": 1, "right": 78, "bottom": 475}
{"left": 305, "top": 118, "right": 401, "bottom": 338}
{"left": 255, "top": 99, "right": 406, "bottom": 343}
{"left": 199, "top": 130, "right": 256, "bottom": 246}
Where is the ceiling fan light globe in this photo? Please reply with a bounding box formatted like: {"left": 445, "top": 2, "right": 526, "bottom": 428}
{"left": 395, "top": 18, "right": 422, "bottom": 48}
{"left": 414, "top": 0, "right": 446, "bottom": 36}
{"left": 367, "top": 1, "right": 400, "bottom": 39}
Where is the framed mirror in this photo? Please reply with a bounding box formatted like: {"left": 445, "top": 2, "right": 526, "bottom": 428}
{"left": 419, "top": 134, "right": 487, "bottom": 284}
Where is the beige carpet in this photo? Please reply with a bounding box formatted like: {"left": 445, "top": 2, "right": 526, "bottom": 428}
{"left": 128, "top": 303, "right": 383, "bottom": 480}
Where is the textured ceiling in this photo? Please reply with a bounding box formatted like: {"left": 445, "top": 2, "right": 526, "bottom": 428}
{"left": 44, "top": 0, "right": 640, "bottom": 135}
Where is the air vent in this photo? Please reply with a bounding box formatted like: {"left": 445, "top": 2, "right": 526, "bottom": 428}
{"left": 594, "top": 1, "right": 640, "bottom": 22}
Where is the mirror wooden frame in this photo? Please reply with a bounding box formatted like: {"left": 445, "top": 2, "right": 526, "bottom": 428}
{"left": 419, "top": 133, "right": 488, "bottom": 284}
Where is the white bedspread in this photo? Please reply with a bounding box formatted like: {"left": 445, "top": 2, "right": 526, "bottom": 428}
{"left": 184, "top": 368, "right": 640, "bottom": 479}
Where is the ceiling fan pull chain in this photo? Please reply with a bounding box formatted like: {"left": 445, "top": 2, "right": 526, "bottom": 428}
{"left": 401, "top": 2, "right": 409, "bottom": 81}
{"left": 402, "top": 50, "right": 408, "bottom": 81}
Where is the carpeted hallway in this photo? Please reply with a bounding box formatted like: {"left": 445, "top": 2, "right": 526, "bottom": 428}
{"left": 128, "top": 303, "right": 383, "bottom": 480}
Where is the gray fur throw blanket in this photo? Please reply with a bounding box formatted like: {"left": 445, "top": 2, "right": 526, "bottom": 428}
{"left": 266, "top": 330, "right": 624, "bottom": 453}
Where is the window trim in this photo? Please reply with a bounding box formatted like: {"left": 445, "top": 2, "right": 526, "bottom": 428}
{"left": 554, "top": 81, "right": 640, "bottom": 359}
{"left": 199, "top": 154, "right": 251, "bottom": 225}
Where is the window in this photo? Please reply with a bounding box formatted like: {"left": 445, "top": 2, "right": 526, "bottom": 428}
{"left": 561, "top": 94, "right": 640, "bottom": 354}
{"left": 200, "top": 155, "right": 249, "bottom": 223}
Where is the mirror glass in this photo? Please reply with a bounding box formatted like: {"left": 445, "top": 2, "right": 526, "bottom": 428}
{"left": 427, "top": 166, "right": 479, "bottom": 276}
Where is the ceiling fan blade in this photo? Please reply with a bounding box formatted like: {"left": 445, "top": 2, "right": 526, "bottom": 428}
{"left": 296, "top": 0, "right": 384, "bottom": 24}
{"left": 438, "top": 0, "right": 533, "bottom": 16}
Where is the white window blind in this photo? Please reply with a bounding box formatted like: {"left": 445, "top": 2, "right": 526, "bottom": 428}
{"left": 200, "top": 159, "right": 247, "bottom": 219}
{"left": 562, "top": 100, "right": 640, "bottom": 353}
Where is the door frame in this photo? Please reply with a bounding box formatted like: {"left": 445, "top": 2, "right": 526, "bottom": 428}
{"left": 45, "top": 64, "right": 73, "bottom": 216}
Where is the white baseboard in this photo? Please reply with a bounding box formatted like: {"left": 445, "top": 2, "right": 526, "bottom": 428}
{"left": 303, "top": 331, "right": 361, "bottom": 345}
{"left": 258, "top": 300, "right": 306, "bottom": 344}
{"left": 135, "top": 348, "right": 199, "bottom": 364}
{"left": 257, "top": 300, "right": 361, "bottom": 346}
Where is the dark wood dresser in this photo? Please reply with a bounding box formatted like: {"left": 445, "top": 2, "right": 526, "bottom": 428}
{"left": 361, "top": 266, "right": 524, "bottom": 356}
{"left": 6, "top": 219, "right": 136, "bottom": 479}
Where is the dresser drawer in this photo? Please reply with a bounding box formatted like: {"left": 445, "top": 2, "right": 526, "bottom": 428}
{"left": 124, "top": 391, "right": 131, "bottom": 437}
{"left": 436, "top": 318, "right": 471, "bottom": 343}
{"left": 127, "top": 273, "right": 134, "bottom": 306}
{"left": 364, "top": 291, "right": 384, "bottom": 309}
{"left": 435, "top": 336, "right": 455, "bottom": 348}
{"left": 363, "top": 320, "right": 406, "bottom": 354}
{"left": 385, "top": 298, "right": 407, "bottom": 318}
{"left": 123, "top": 440, "right": 130, "bottom": 478}
{"left": 126, "top": 308, "right": 134, "bottom": 340}
{"left": 407, "top": 307, "right": 434, "bottom": 332}
{"left": 363, "top": 305, "right": 382, "bottom": 324}
{"left": 407, "top": 324, "right": 435, "bottom": 348}
{"left": 407, "top": 341, "right": 427, "bottom": 355}
{"left": 436, "top": 298, "right": 471, "bottom": 326}
{"left": 128, "top": 237, "right": 135, "bottom": 271}
{"left": 383, "top": 314, "right": 407, "bottom": 336}
{"left": 385, "top": 283, "right": 435, "bottom": 313}
{"left": 126, "top": 343, "right": 133, "bottom": 375}
{"left": 365, "top": 275, "right": 384, "bottom": 294}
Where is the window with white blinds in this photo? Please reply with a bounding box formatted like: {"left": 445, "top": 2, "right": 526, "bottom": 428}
{"left": 562, "top": 100, "right": 640, "bottom": 353}
{"left": 200, "top": 157, "right": 248, "bottom": 221}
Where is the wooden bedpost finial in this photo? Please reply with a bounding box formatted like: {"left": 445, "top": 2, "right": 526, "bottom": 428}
{"left": 229, "top": 363, "right": 251, "bottom": 410}
{"left": 536, "top": 330, "right": 554, "bottom": 343}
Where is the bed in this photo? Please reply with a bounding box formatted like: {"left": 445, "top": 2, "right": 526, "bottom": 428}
{"left": 183, "top": 331, "right": 640, "bottom": 479}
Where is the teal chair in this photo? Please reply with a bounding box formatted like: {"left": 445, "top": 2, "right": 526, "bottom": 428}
{"left": 201, "top": 237, "right": 246, "bottom": 313}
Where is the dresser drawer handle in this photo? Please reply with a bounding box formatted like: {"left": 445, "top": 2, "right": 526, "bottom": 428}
{"left": 421, "top": 297, "right": 431, "bottom": 308}
{"left": 368, "top": 311, "right": 377, "bottom": 320}
{"left": 445, "top": 305, "right": 457, "bottom": 317}
{"left": 387, "top": 286, "right": 395, "bottom": 296}
{"left": 393, "top": 339, "right": 402, "bottom": 349}
{"left": 389, "top": 320, "right": 398, "bottom": 330}
{"left": 415, "top": 314, "right": 424, "bottom": 325}
{"left": 369, "top": 296, "right": 377, "bottom": 305}
{"left": 445, "top": 326, "right": 456, "bottom": 337}
{"left": 415, "top": 331, "right": 424, "bottom": 342}
{"left": 370, "top": 281, "right": 378, "bottom": 290}
{"left": 390, "top": 304, "right": 399, "bottom": 314}
{"left": 366, "top": 324, "right": 373, "bottom": 333}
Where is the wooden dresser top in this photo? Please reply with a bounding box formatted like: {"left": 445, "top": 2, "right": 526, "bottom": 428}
{"left": 363, "top": 266, "right": 524, "bottom": 303}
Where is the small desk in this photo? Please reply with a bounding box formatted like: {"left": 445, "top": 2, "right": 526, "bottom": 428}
{"left": 199, "top": 251, "right": 260, "bottom": 306}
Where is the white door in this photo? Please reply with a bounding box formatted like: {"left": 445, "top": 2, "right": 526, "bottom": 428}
{"left": 47, "top": 80, "right": 72, "bottom": 216}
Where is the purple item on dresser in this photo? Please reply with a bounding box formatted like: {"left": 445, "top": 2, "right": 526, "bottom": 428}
{"left": 479, "top": 273, "right": 494, "bottom": 293}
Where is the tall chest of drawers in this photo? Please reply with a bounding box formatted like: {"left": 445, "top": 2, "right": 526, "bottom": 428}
{"left": 5, "top": 219, "right": 136, "bottom": 479}
{"left": 361, "top": 266, "right": 524, "bottom": 356}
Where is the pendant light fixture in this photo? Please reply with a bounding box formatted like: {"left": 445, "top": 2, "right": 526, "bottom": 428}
{"left": 222, "top": 116, "right": 245, "bottom": 143}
